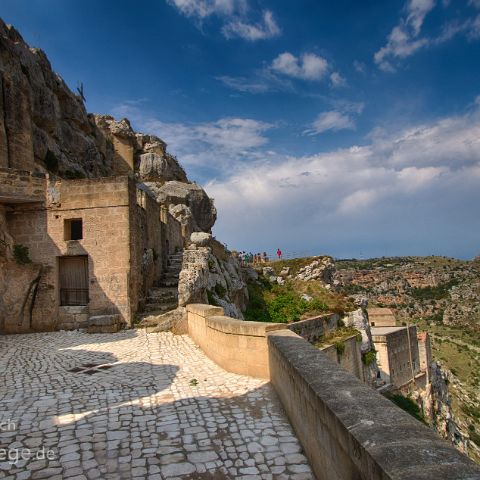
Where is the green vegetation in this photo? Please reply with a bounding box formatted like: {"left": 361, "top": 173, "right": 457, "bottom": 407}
{"left": 245, "top": 276, "right": 352, "bottom": 323}
{"left": 334, "top": 341, "right": 345, "bottom": 355}
{"left": 314, "top": 327, "right": 362, "bottom": 350}
{"left": 362, "top": 350, "right": 377, "bottom": 366}
{"left": 410, "top": 280, "right": 459, "bottom": 300}
{"left": 386, "top": 393, "right": 426, "bottom": 424}
{"left": 206, "top": 289, "right": 218, "bottom": 306}
{"left": 13, "top": 244, "right": 31, "bottom": 265}
{"left": 267, "top": 257, "right": 321, "bottom": 276}
{"left": 470, "top": 430, "right": 480, "bottom": 448}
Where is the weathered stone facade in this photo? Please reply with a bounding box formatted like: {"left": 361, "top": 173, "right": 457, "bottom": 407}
{"left": 0, "top": 172, "right": 185, "bottom": 332}
{"left": 371, "top": 325, "right": 421, "bottom": 387}
{"left": 0, "top": 18, "right": 230, "bottom": 333}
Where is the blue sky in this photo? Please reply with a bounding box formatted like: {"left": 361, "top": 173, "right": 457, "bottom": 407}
{"left": 2, "top": 0, "right": 480, "bottom": 258}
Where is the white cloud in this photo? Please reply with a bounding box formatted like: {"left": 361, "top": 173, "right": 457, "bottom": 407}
{"left": 374, "top": 0, "right": 434, "bottom": 70}
{"left": 330, "top": 72, "right": 347, "bottom": 87}
{"left": 271, "top": 52, "right": 329, "bottom": 80}
{"left": 166, "top": 0, "right": 240, "bottom": 19}
{"left": 304, "top": 111, "right": 355, "bottom": 135}
{"left": 304, "top": 101, "right": 364, "bottom": 135}
{"left": 222, "top": 10, "right": 281, "bottom": 40}
{"left": 353, "top": 60, "right": 366, "bottom": 74}
{"left": 375, "top": 0, "right": 480, "bottom": 71}
{"left": 167, "top": 0, "right": 280, "bottom": 41}
{"left": 112, "top": 103, "right": 273, "bottom": 170}
{"left": 406, "top": 0, "right": 436, "bottom": 35}
{"left": 205, "top": 99, "right": 480, "bottom": 256}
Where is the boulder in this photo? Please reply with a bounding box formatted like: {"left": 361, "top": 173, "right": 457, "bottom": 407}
{"left": 190, "top": 232, "right": 212, "bottom": 247}
{"left": 145, "top": 181, "right": 217, "bottom": 233}
{"left": 138, "top": 152, "right": 187, "bottom": 183}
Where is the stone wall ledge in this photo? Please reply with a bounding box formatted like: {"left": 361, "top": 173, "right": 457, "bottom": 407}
{"left": 207, "top": 315, "right": 287, "bottom": 336}
{"left": 268, "top": 329, "right": 480, "bottom": 480}
{"left": 186, "top": 303, "right": 224, "bottom": 317}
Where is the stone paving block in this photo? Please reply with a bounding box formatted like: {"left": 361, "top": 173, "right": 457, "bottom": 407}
{"left": 0, "top": 330, "right": 313, "bottom": 479}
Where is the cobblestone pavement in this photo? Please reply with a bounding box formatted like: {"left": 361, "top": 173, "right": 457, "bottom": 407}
{"left": 0, "top": 330, "right": 313, "bottom": 479}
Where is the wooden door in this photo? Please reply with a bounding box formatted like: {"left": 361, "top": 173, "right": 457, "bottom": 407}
{"left": 59, "top": 256, "right": 89, "bottom": 306}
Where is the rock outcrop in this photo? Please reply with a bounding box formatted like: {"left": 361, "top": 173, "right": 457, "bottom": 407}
{"left": 143, "top": 181, "right": 217, "bottom": 234}
{"left": 0, "top": 17, "right": 223, "bottom": 329}
{"left": 178, "top": 234, "right": 248, "bottom": 319}
{"left": 0, "top": 18, "right": 215, "bottom": 232}
{"left": 412, "top": 362, "right": 469, "bottom": 455}
{"left": 342, "top": 296, "right": 380, "bottom": 386}
{"left": 294, "top": 257, "right": 336, "bottom": 286}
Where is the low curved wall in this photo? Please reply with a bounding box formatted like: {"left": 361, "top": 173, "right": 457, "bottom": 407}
{"left": 186, "top": 304, "right": 286, "bottom": 378}
{"left": 186, "top": 304, "right": 480, "bottom": 480}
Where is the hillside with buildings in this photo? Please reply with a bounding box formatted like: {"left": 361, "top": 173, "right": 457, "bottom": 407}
{"left": 238, "top": 255, "right": 479, "bottom": 462}
{"left": 335, "top": 256, "right": 480, "bottom": 462}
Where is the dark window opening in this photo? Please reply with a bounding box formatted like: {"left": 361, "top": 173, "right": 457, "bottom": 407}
{"left": 59, "top": 255, "right": 89, "bottom": 306}
{"left": 64, "top": 219, "right": 83, "bottom": 241}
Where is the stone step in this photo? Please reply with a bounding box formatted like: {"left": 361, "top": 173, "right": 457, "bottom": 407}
{"left": 148, "top": 287, "right": 178, "bottom": 297}
{"left": 87, "top": 314, "right": 121, "bottom": 334}
{"left": 159, "top": 279, "right": 179, "bottom": 288}
{"left": 168, "top": 259, "right": 183, "bottom": 265}
{"left": 167, "top": 267, "right": 182, "bottom": 273}
{"left": 163, "top": 273, "right": 180, "bottom": 282}
{"left": 138, "top": 306, "right": 178, "bottom": 320}
{"left": 145, "top": 302, "right": 178, "bottom": 312}
{"left": 168, "top": 258, "right": 183, "bottom": 264}
{"left": 147, "top": 292, "right": 178, "bottom": 303}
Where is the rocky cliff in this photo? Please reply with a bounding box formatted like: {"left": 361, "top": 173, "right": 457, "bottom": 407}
{"left": 0, "top": 17, "right": 245, "bottom": 326}
{"left": 336, "top": 256, "right": 480, "bottom": 463}
{"left": 0, "top": 18, "right": 216, "bottom": 231}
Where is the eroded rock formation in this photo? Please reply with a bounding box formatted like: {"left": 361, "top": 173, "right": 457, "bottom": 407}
{"left": 0, "top": 17, "right": 236, "bottom": 331}
{"left": 178, "top": 234, "right": 248, "bottom": 319}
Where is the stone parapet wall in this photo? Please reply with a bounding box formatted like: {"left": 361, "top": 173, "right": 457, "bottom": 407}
{"left": 184, "top": 304, "right": 480, "bottom": 479}
{"left": 186, "top": 304, "right": 286, "bottom": 378}
{"left": 319, "top": 334, "right": 363, "bottom": 380}
{"left": 287, "top": 312, "right": 339, "bottom": 343}
{"left": 268, "top": 329, "right": 480, "bottom": 480}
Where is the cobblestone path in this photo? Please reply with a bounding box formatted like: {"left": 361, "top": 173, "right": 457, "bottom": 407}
{"left": 0, "top": 330, "right": 313, "bottom": 480}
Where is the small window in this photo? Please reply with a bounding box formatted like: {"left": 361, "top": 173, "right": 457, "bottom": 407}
{"left": 64, "top": 219, "right": 83, "bottom": 240}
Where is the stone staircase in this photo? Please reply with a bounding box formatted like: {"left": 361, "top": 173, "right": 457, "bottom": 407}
{"left": 138, "top": 251, "right": 183, "bottom": 324}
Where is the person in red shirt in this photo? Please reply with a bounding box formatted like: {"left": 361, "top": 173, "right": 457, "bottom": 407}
{"left": 276, "top": 248, "right": 282, "bottom": 259}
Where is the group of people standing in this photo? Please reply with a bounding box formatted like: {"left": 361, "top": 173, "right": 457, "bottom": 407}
{"left": 236, "top": 251, "right": 269, "bottom": 266}
{"left": 234, "top": 248, "right": 283, "bottom": 266}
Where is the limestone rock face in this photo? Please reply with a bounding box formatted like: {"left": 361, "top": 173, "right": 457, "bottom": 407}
{"left": 145, "top": 181, "right": 217, "bottom": 233}
{"left": 412, "top": 363, "right": 469, "bottom": 454}
{"left": 0, "top": 18, "right": 205, "bottom": 208}
{"left": 138, "top": 153, "right": 187, "bottom": 183}
{"left": 190, "top": 232, "right": 212, "bottom": 247}
{"left": 178, "top": 243, "right": 248, "bottom": 319}
{"left": 0, "top": 20, "right": 110, "bottom": 176}
{"left": 295, "top": 257, "right": 336, "bottom": 285}
{"left": 342, "top": 296, "right": 380, "bottom": 386}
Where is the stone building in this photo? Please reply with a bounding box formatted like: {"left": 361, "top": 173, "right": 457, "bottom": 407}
{"left": 0, "top": 168, "right": 187, "bottom": 333}
{"left": 367, "top": 307, "right": 397, "bottom": 327}
{"left": 371, "top": 325, "right": 421, "bottom": 387}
